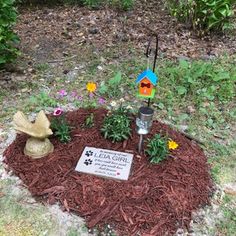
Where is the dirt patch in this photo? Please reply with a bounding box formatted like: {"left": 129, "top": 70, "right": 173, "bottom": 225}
{"left": 15, "top": 1, "right": 236, "bottom": 63}
{"left": 3, "top": 108, "right": 213, "bottom": 235}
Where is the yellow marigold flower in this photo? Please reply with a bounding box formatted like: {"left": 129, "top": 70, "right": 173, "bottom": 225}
{"left": 168, "top": 140, "right": 179, "bottom": 150}
{"left": 86, "top": 82, "right": 96, "bottom": 93}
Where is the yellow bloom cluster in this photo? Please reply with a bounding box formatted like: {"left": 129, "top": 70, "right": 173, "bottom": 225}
{"left": 86, "top": 82, "right": 96, "bottom": 93}
{"left": 168, "top": 140, "right": 179, "bottom": 150}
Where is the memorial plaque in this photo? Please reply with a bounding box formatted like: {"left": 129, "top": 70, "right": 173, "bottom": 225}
{"left": 75, "top": 147, "right": 133, "bottom": 180}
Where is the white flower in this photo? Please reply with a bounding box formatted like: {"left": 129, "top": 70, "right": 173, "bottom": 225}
{"left": 119, "top": 98, "right": 125, "bottom": 103}
{"left": 110, "top": 101, "right": 117, "bottom": 107}
{"left": 126, "top": 105, "right": 133, "bottom": 110}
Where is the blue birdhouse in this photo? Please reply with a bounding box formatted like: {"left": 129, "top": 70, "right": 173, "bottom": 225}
{"left": 136, "top": 69, "right": 158, "bottom": 98}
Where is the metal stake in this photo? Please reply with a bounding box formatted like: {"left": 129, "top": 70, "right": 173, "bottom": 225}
{"left": 138, "top": 134, "right": 143, "bottom": 154}
{"left": 145, "top": 34, "right": 159, "bottom": 108}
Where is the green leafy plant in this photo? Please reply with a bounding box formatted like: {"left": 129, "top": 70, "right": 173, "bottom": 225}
{"left": 83, "top": 113, "right": 94, "bottom": 128}
{"left": 160, "top": 59, "right": 236, "bottom": 104}
{"left": 51, "top": 108, "right": 71, "bottom": 143}
{"left": 166, "top": 0, "right": 235, "bottom": 34}
{"left": 101, "top": 106, "right": 131, "bottom": 142}
{"left": 83, "top": 96, "right": 97, "bottom": 108}
{"left": 145, "top": 134, "right": 169, "bottom": 164}
{"left": 0, "top": 0, "right": 20, "bottom": 67}
{"left": 99, "top": 71, "right": 122, "bottom": 98}
{"left": 29, "top": 92, "right": 57, "bottom": 110}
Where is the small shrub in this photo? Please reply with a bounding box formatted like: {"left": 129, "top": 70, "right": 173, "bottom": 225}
{"left": 0, "top": 0, "right": 20, "bottom": 67}
{"left": 83, "top": 113, "right": 94, "bottom": 128}
{"left": 166, "top": 0, "right": 235, "bottom": 34}
{"left": 51, "top": 108, "right": 71, "bottom": 143}
{"left": 145, "top": 134, "right": 169, "bottom": 164}
{"left": 101, "top": 106, "right": 131, "bottom": 142}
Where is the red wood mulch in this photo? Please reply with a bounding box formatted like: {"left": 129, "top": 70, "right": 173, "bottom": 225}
{"left": 3, "top": 108, "right": 213, "bottom": 236}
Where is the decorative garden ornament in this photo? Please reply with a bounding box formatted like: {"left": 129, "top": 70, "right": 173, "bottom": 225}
{"left": 13, "top": 110, "right": 54, "bottom": 158}
{"left": 136, "top": 69, "right": 158, "bottom": 99}
{"left": 135, "top": 35, "right": 158, "bottom": 153}
{"left": 136, "top": 34, "right": 159, "bottom": 107}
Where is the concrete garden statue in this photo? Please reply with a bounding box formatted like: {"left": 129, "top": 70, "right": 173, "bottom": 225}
{"left": 13, "top": 110, "right": 54, "bottom": 158}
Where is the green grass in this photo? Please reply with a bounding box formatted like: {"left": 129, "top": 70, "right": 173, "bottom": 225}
{"left": 208, "top": 140, "right": 236, "bottom": 184}
{"left": 0, "top": 89, "right": 7, "bottom": 104}
{"left": 67, "top": 225, "right": 89, "bottom": 236}
{"left": 215, "top": 195, "right": 236, "bottom": 236}
{"left": 35, "top": 63, "right": 50, "bottom": 72}
{"left": 0, "top": 178, "right": 55, "bottom": 236}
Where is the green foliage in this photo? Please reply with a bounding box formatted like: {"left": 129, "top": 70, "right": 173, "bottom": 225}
{"left": 99, "top": 71, "right": 122, "bottom": 98}
{"left": 29, "top": 92, "right": 57, "bottom": 110}
{"left": 109, "top": 0, "right": 134, "bottom": 10}
{"left": 81, "top": 0, "right": 134, "bottom": 10}
{"left": 166, "top": 0, "right": 235, "bottom": 34}
{"left": 18, "top": 0, "right": 134, "bottom": 10}
{"left": 160, "top": 59, "right": 236, "bottom": 104}
{"left": 101, "top": 106, "right": 131, "bottom": 142}
{"left": 83, "top": 113, "right": 94, "bottom": 128}
{"left": 51, "top": 115, "right": 71, "bottom": 143}
{"left": 157, "top": 57, "right": 236, "bottom": 129}
{"left": 145, "top": 134, "right": 169, "bottom": 164}
{"left": 0, "top": 0, "right": 20, "bottom": 67}
{"left": 82, "top": 95, "right": 97, "bottom": 108}
{"left": 82, "top": 0, "right": 102, "bottom": 8}
{"left": 17, "top": 0, "right": 83, "bottom": 6}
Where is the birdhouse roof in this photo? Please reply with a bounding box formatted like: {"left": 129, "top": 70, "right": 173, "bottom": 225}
{"left": 136, "top": 69, "right": 158, "bottom": 85}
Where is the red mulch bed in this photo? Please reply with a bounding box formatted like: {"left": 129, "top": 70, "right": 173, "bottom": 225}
{"left": 3, "top": 108, "right": 213, "bottom": 236}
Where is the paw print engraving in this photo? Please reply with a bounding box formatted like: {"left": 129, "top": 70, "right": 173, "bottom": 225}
{"left": 85, "top": 150, "right": 93, "bottom": 157}
{"left": 84, "top": 159, "right": 93, "bottom": 166}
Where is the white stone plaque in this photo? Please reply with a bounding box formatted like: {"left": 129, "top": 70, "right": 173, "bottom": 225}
{"left": 75, "top": 147, "right": 133, "bottom": 180}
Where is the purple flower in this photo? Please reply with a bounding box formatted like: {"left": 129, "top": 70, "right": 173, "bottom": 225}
{"left": 77, "top": 96, "right": 83, "bottom": 101}
{"left": 58, "top": 89, "right": 67, "bottom": 97}
{"left": 89, "top": 93, "right": 94, "bottom": 98}
{"left": 53, "top": 108, "right": 63, "bottom": 116}
{"left": 98, "top": 97, "right": 106, "bottom": 105}
{"left": 71, "top": 91, "right": 77, "bottom": 97}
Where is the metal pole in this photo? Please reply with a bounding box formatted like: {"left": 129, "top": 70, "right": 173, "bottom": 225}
{"left": 138, "top": 134, "right": 143, "bottom": 153}
{"left": 145, "top": 35, "right": 159, "bottom": 107}
{"left": 147, "top": 98, "right": 151, "bottom": 107}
